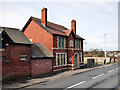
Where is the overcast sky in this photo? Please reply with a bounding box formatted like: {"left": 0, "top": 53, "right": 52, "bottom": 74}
{"left": 0, "top": 0, "right": 118, "bottom": 51}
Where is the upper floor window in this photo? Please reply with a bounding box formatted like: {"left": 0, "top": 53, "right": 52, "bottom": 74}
{"left": 58, "top": 36, "right": 61, "bottom": 48}
{"left": 62, "top": 37, "right": 64, "bottom": 48}
{"left": 58, "top": 36, "right": 65, "bottom": 48}
{"left": 70, "top": 40, "right": 73, "bottom": 47}
{"left": 76, "top": 39, "right": 80, "bottom": 49}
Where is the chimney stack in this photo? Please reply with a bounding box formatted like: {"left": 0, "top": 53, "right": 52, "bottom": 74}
{"left": 71, "top": 19, "right": 76, "bottom": 34}
{"left": 41, "top": 8, "right": 47, "bottom": 26}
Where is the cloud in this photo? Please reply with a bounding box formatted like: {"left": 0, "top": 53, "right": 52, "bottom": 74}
{"left": 0, "top": 2, "right": 117, "bottom": 51}
{"left": 0, "top": 0, "right": 119, "bottom": 2}
{"left": 0, "top": 2, "right": 39, "bottom": 29}
{"left": 95, "top": 2, "right": 117, "bottom": 14}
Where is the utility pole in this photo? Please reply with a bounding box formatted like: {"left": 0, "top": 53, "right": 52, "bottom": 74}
{"left": 104, "top": 34, "right": 107, "bottom": 64}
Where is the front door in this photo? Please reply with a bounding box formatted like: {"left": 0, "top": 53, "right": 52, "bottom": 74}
{"left": 74, "top": 54, "right": 78, "bottom": 69}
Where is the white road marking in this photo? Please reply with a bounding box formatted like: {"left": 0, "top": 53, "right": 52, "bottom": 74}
{"left": 92, "top": 73, "right": 104, "bottom": 79}
{"left": 108, "top": 69, "right": 114, "bottom": 73}
{"left": 116, "top": 68, "right": 118, "bottom": 70}
{"left": 66, "top": 81, "right": 86, "bottom": 89}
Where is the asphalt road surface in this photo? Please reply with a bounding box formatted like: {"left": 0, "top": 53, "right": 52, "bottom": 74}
{"left": 25, "top": 63, "right": 119, "bottom": 89}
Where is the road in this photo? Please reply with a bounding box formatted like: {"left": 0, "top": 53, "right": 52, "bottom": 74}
{"left": 24, "top": 63, "right": 119, "bottom": 89}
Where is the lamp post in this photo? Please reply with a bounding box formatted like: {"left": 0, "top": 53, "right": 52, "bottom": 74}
{"left": 83, "top": 42, "right": 87, "bottom": 50}
{"left": 104, "top": 34, "right": 107, "bottom": 64}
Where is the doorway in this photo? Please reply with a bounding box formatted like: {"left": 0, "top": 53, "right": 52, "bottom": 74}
{"left": 74, "top": 54, "right": 78, "bottom": 69}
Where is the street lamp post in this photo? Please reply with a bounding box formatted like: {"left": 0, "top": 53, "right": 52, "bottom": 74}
{"left": 83, "top": 42, "right": 87, "bottom": 50}
{"left": 104, "top": 34, "right": 107, "bottom": 64}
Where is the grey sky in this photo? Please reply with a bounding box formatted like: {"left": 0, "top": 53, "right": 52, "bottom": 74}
{"left": 0, "top": 1, "right": 118, "bottom": 51}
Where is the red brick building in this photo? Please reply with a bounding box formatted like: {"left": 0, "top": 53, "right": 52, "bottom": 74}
{"left": 22, "top": 8, "right": 85, "bottom": 71}
{"left": 1, "top": 27, "right": 32, "bottom": 80}
{"left": 1, "top": 27, "right": 54, "bottom": 80}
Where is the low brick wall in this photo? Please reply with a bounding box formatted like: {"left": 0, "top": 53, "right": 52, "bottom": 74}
{"left": 84, "top": 57, "right": 111, "bottom": 65}
{"left": 31, "top": 59, "right": 52, "bottom": 77}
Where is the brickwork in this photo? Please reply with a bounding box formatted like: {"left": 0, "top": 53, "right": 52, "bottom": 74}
{"left": 2, "top": 43, "right": 31, "bottom": 80}
{"left": 24, "top": 20, "right": 53, "bottom": 53}
{"left": 31, "top": 59, "right": 52, "bottom": 77}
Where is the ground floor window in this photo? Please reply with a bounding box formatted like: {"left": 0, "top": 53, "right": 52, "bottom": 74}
{"left": 56, "top": 53, "right": 67, "bottom": 66}
{"left": 79, "top": 53, "right": 83, "bottom": 62}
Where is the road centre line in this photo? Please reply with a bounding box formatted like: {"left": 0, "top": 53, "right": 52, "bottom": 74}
{"left": 108, "top": 69, "right": 114, "bottom": 73}
{"left": 92, "top": 73, "right": 104, "bottom": 79}
{"left": 65, "top": 66, "right": 118, "bottom": 89}
{"left": 116, "top": 67, "right": 120, "bottom": 70}
{"left": 66, "top": 81, "right": 86, "bottom": 89}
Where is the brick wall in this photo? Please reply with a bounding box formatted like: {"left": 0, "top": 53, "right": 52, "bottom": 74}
{"left": 67, "top": 34, "right": 75, "bottom": 69}
{"left": 2, "top": 43, "right": 31, "bottom": 81}
{"left": 24, "top": 20, "right": 53, "bottom": 53}
{"left": 53, "top": 35, "right": 57, "bottom": 48}
{"left": 31, "top": 59, "right": 52, "bottom": 77}
{"left": 68, "top": 34, "right": 75, "bottom": 48}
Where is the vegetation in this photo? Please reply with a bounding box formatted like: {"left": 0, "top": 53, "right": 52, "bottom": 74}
{"left": 84, "top": 48, "right": 104, "bottom": 57}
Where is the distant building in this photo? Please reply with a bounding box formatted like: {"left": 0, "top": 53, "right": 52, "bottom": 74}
{"left": 22, "top": 8, "right": 85, "bottom": 71}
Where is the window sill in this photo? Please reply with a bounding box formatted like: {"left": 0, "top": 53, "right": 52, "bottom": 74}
{"left": 53, "top": 64, "right": 67, "bottom": 68}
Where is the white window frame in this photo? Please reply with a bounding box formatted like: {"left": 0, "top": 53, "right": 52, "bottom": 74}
{"left": 70, "top": 40, "right": 73, "bottom": 47}
{"left": 56, "top": 53, "right": 67, "bottom": 66}
{"left": 57, "top": 36, "right": 65, "bottom": 48}
{"left": 79, "top": 52, "right": 83, "bottom": 62}
{"left": 75, "top": 39, "right": 80, "bottom": 49}
{"left": 20, "top": 55, "right": 27, "bottom": 61}
{"left": 64, "top": 37, "right": 66, "bottom": 48}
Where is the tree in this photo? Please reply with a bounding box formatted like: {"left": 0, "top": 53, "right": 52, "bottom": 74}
{"left": 98, "top": 51, "right": 104, "bottom": 57}
{"left": 84, "top": 48, "right": 104, "bottom": 57}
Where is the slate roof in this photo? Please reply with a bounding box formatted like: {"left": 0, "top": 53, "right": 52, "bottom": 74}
{"left": 32, "top": 43, "right": 54, "bottom": 59}
{"left": 22, "top": 16, "right": 84, "bottom": 40}
{"left": 1, "top": 27, "right": 32, "bottom": 44}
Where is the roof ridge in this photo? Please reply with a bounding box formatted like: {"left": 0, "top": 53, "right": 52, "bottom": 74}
{"left": 46, "top": 26, "right": 67, "bottom": 33}
{"left": 47, "top": 21, "right": 68, "bottom": 30}
{"left": 31, "top": 16, "right": 68, "bottom": 30}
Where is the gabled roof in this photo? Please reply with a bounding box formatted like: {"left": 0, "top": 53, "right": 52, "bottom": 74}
{"left": 1, "top": 27, "right": 32, "bottom": 44}
{"left": 32, "top": 43, "right": 54, "bottom": 59}
{"left": 22, "top": 16, "right": 84, "bottom": 39}
{"left": 64, "top": 29, "right": 85, "bottom": 40}
{"left": 75, "top": 34, "right": 85, "bottom": 40}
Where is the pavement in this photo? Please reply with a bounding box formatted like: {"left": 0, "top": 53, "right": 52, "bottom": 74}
{"left": 2, "top": 63, "right": 117, "bottom": 89}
